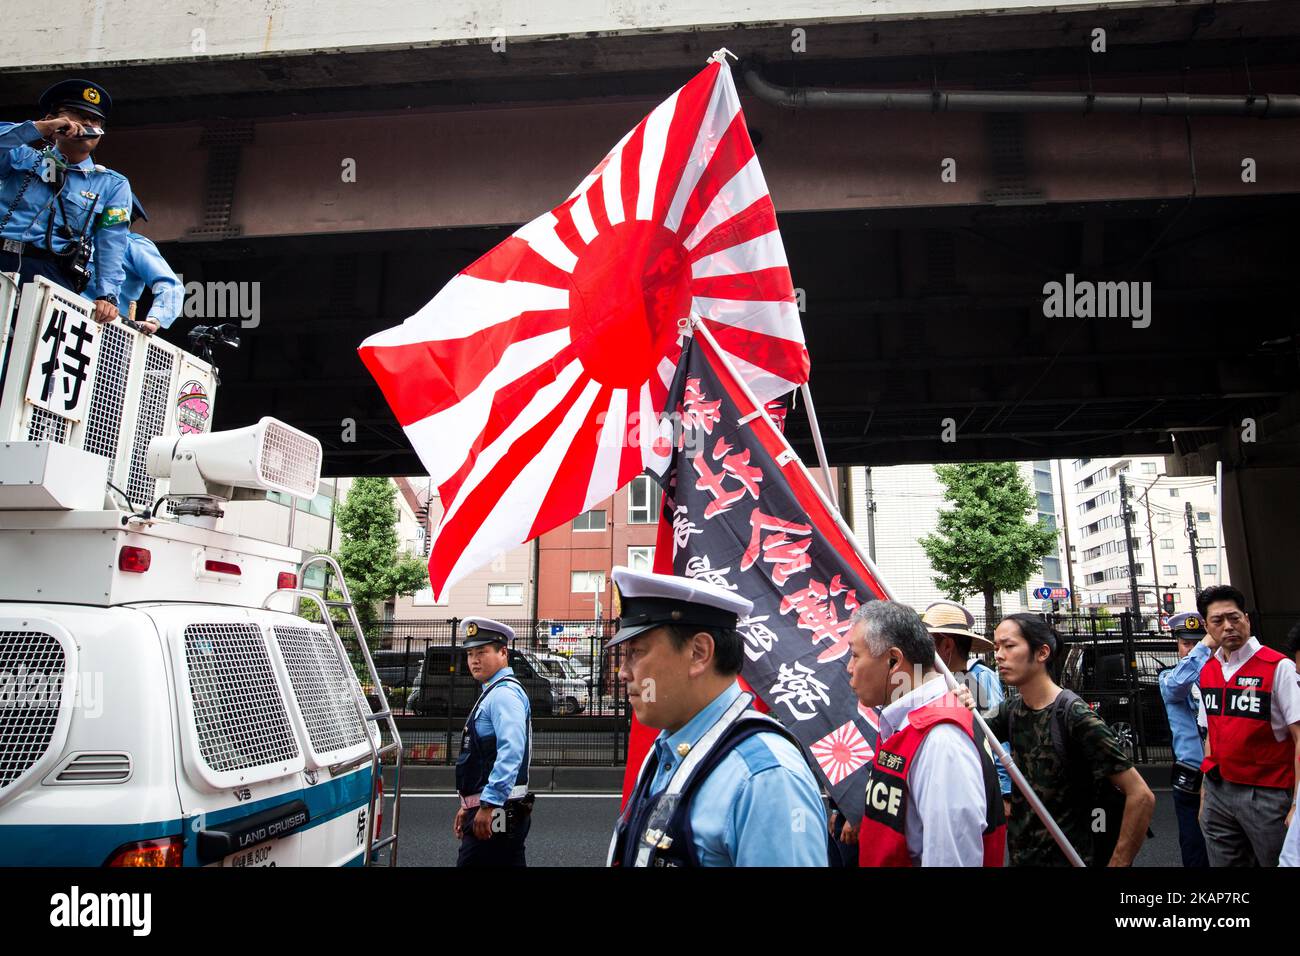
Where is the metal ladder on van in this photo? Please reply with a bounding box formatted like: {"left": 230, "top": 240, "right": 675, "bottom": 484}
{"left": 263, "top": 554, "right": 403, "bottom": 867}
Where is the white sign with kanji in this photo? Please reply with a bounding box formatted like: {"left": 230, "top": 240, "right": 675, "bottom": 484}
{"left": 24, "top": 300, "right": 99, "bottom": 424}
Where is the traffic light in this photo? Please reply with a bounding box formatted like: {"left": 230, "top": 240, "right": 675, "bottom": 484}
{"left": 1162, "top": 593, "right": 1175, "bottom": 614}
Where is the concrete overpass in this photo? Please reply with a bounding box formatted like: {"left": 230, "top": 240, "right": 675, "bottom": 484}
{"left": 3, "top": 0, "right": 1297, "bottom": 637}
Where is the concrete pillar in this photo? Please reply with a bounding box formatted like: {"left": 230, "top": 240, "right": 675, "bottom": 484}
{"left": 1169, "top": 394, "right": 1300, "bottom": 647}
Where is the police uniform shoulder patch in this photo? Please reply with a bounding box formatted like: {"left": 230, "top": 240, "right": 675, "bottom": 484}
{"left": 98, "top": 207, "right": 129, "bottom": 228}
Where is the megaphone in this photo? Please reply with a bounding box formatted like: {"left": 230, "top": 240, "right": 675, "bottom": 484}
{"left": 148, "top": 416, "right": 322, "bottom": 502}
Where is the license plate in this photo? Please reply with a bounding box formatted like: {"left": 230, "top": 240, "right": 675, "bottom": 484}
{"left": 224, "top": 841, "right": 282, "bottom": 868}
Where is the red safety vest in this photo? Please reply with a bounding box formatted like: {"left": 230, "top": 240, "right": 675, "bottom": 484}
{"left": 1200, "top": 645, "right": 1295, "bottom": 791}
{"left": 858, "top": 693, "right": 1006, "bottom": 867}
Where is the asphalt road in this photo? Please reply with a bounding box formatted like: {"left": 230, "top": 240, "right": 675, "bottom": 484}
{"left": 384, "top": 788, "right": 1187, "bottom": 867}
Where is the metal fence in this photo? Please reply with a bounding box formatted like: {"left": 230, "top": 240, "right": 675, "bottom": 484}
{"left": 352, "top": 612, "right": 1188, "bottom": 767}
{"left": 337, "top": 619, "right": 631, "bottom": 767}
{"left": 975, "top": 611, "right": 1180, "bottom": 765}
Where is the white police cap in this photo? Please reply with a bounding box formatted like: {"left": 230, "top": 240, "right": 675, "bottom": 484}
{"left": 461, "top": 617, "right": 515, "bottom": 648}
{"left": 608, "top": 565, "right": 753, "bottom": 647}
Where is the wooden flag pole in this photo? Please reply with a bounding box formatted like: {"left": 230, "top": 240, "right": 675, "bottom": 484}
{"left": 692, "top": 317, "right": 1087, "bottom": 867}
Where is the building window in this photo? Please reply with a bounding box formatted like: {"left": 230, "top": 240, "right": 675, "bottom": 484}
{"left": 571, "top": 571, "right": 605, "bottom": 593}
{"left": 1162, "top": 564, "right": 1178, "bottom": 575}
{"left": 1157, "top": 513, "right": 1171, "bottom": 526}
{"left": 487, "top": 583, "right": 523, "bottom": 606}
{"left": 1197, "top": 511, "right": 1211, "bottom": 522}
{"left": 413, "top": 587, "right": 449, "bottom": 607}
{"left": 1200, "top": 537, "right": 1215, "bottom": 549}
{"left": 628, "top": 546, "right": 655, "bottom": 572}
{"left": 1160, "top": 539, "right": 1174, "bottom": 550}
{"left": 572, "top": 509, "right": 606, "bottom": 532}
{"left": 1204, "top": 564, "right": 1218, "bottom": 575}
{"left": 628, "top": 476, "right": 659, "bottom": 524}
{"left": 1141, "top": 462, "right": 1157, "bottom": 475}
{"left": 1169, "top": 488, "right": 1180, "bottom": 498}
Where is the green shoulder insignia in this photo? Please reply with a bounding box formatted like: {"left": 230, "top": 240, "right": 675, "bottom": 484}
{"left": 98, "top": 206, "right": 130, "bottom": 228}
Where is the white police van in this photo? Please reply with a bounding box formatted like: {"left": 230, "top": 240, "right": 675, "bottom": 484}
{"left": 0, "top": 275, "right": 403, "bottom": 866}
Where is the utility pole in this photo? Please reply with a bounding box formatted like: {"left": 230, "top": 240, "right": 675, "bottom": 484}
{"left": 863, "top": 466, "right": 878, "bottom": 562}
{"left": 1186, "top": 501, "right": 1203, "bottom": 593}
{"left": 1139, "top": 480, "right": 1161, "bottom": 605}
{"left": 1055, "top": 459, "right": 1079, "bottom": 611}
{"left": 1119, "top": 474, "right": 1143, "bottom": 627}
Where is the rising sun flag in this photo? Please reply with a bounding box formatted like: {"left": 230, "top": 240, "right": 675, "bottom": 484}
{"left": 359, "top": 55, "right": 810, "bottom": 597}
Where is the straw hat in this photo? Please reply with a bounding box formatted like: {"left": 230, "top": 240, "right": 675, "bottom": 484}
{"left": 921, "top": 600, "right": 994, "bottom": 654}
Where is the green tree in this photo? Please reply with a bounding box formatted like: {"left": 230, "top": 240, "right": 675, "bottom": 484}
{"left": 919, "top": 462, "right": 1059, "bottom": 637}
{"left": 322, "top": 477, "right": 428, "bottom": 637}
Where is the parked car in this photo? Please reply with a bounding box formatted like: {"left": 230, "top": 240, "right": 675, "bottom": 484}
{"left": 370, "top": 648, "right": 426, "bottom": 693}
{"left": 1058, "top": 638, "right": 1178, "bottom": 758}
{"left": 531, "top": 652, "right": 589, "bottom": 715}
{"left": 407, "top": 646, "right": 555, "bottom": 717}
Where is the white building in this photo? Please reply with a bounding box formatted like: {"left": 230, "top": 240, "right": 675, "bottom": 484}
{"left": 846, "top": 460, "right": 1068, "bottom": 620}
{"left": 1062, "top": 456, "right": 1226, "bottom": 617}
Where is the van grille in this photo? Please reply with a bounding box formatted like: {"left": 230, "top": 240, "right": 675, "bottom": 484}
{"left": 183, "top": 624, "right": 300, "bottom": 773}
{"left": 81, "top": 322, "right": 133, "bottom": 464}
{"left": 48, "top": 751, "right": 132, "bottom": 784}
{"left": 125, "top": 342, "right": 174, "bottom": 506}
{"left": 272, "top": 626, "right": 368, "bottom": 758}
{"left": 25, "top": 406, "right": 68, "bottom": 444}
{"left": 0, "top": 631, "right": 67, "bottom": 791}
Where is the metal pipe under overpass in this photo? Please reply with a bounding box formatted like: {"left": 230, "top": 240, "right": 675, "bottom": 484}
{"left": 742, "top": 66, "right": 1300, "bottom": 118}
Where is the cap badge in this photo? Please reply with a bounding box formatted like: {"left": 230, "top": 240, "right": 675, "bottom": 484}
{"left": 611, "top": 584, "right": 622, "bottom": 620}
{"left": 1187, "top": 618, "right": 1200, "bottom": 630}
{"left": 466, "top": 621, "right": 479, "bottom": 637}
{"left": 82, "top": 87, "right": 101, "bottom": 105}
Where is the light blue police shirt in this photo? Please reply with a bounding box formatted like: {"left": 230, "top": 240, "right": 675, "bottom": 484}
{"left": 1159, "top": 642, "right": 1212, "bottom": 765}
{"left": 473, "top": 666, "right": 531, "bottom": 806}
{"left": 120, "top": 232, "right": 184, "bottom": 327}
{"left": 646, "top": 680, "right": 828, "bottom": 866}
{"left": 0, "top": 120, "right": 132, "bottom": 300}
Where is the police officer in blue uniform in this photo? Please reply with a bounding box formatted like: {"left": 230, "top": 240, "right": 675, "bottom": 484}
{"left": 118, "top": 197, "right": 184, "bottom": 334}
{"left": 0, "top": 79, "right": 133, "bottom": 325}
{"left": 453, "top": 617, "right": 534, "bottom": 867}
{"left": 1158, "top": 610, "right": 1217, "bottom": 868}
{"left": 607, "top": 566, "right": 830, "bottom": 867}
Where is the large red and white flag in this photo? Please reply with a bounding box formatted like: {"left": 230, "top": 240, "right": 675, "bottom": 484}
{"left": 360, "top": 59, "right": 809, "bottom": 596}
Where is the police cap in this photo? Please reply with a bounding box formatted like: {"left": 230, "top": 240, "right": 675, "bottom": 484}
{"left": 461, "top": 617, "right": 514, "bottom": 649}
{"left": 1168, "top": 611, "right": 1206, "bottom": 639}
{"left": 38, "top": 79, "right": 112, "bottom": 121}
{"left": 607, "top": 565, "right": 752, "bottom": 648}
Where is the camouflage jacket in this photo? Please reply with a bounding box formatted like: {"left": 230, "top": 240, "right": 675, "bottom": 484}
{"left": 989, "top": 692, "right": 1133, "bottom": 866}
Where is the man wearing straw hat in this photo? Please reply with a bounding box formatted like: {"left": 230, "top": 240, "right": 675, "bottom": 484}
{"left": 923, "top": 600, "right": 1012, "bottom": 808}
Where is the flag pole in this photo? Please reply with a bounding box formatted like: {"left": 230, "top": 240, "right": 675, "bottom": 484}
{"left": 799, "top": 380, "right": 839, "bottom": 510}
{"left": 691, "top": 317, "right": 1087, "bottom": 867}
